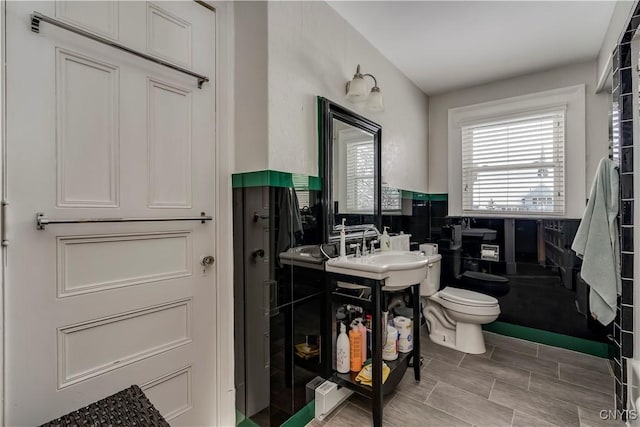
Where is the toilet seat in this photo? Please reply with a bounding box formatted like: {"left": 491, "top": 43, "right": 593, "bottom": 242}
{"left": 439, "top": 287, "right": 498, "bottom": 307}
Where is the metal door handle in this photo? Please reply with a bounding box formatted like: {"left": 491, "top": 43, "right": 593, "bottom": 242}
{"left": 200, "top": 255, "right": 215, "bottom": 266}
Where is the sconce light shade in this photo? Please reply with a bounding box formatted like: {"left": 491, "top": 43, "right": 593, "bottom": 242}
{"left": 367, "top": 87, "right": 384, "bottom": 112}
{"left": 345, "top": 64, "right": 384, "bottom": 111}
{"left": 345, "top": 67, "right": 368, "bottom": 101}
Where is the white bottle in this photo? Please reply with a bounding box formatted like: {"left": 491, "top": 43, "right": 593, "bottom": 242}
{"left": 339, "top": 218, "right": 347, "bottom": 259}
{"left": 336, "top": 322, "right": 350, "bottom": 373}
{"left": 382, "top": 324, "right": 398, "bottom": 361}
{"left": 380, "top": 226, "right": 391, "bottom": 252}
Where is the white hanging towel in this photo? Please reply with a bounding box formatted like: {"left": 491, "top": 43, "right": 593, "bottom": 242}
{"left": 571, "top": 157, "right": 620, "bottom": 326}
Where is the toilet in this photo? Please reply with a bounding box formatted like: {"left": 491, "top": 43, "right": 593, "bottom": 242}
{"left": 420, "top": 254, "right": 500, "bottom": 354}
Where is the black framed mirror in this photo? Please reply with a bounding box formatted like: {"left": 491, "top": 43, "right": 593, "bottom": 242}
{"left": 319, "top": 97, "right": 382, "bottom": 243}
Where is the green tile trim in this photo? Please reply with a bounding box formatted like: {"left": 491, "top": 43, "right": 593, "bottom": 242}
{"left": 483, "top": 321, "right": 610, "bottom": 358}
{"left": 428, "top": 193, "right": 448, "bottom": 202}
{"left": 399, "top": 191, "right": 448, "bottom": 202}
{"left": 232, "top": 170, "right": 322, "bottom": 190}
{"left": 282, "top": 401, "right": 315, "bottom": 427}
{"left": 236, "top": 410, "right": 260, "bottom": 427}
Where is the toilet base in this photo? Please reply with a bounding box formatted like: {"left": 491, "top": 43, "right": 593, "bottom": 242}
{"left": 427, "top": 322, "right": 486, "bottom": 354}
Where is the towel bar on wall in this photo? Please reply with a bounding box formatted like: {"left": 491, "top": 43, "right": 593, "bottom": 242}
{"left": 35, "top": 212, "right": 213, "bottom": 230}
{"left": 30, "top": 11, "right": 210, "bottom": 89}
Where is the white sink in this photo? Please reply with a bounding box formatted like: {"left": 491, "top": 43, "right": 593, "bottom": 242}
{"left": 325, "top": 250, "right": 429, "bottom": 290}
{"left": 461, "top": 228, "right": 497, "bottom": 240}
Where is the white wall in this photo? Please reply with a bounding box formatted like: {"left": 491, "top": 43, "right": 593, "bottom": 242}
{"left": 234, "top": 2, "right": 269, "bottom": 173}
{"left": 428, "top": 60, "right": 611, "bottom": 212}
{"left": 265, "top": 1, "right": 429, "bottom": 193}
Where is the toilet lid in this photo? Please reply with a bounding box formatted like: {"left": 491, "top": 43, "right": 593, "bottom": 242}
{"left": 439, "top": 287, "right": 498, "bottom": 307}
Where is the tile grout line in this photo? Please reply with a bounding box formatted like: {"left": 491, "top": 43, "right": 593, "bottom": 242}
{"left": 509, "top": 409, "right": 516, "bottom": 427}
{"left": 424, "top": 380, "right": 438, "bottom": 404}
{"left": 458, "top": 353, "right": 466, "bottom": 367}
{"left": 488, "top": 378, "right": 497, "bottom": 401}
{"left": 576, "top": 404, "right": 583, "bottom": 427}
{"left": 527, "top": 372, "right": 532, "bottom": 391}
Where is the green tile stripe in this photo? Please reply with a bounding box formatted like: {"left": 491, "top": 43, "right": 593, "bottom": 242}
{"left": 400, "top": 191, "right": 448, "bottom": 201}
{"left": 232, "top": 170, "right": 322, "bottom": 190}
{"left": 236, "top": 410, "right": 260, "bottom": 427}
{"left": 282, "top": 401, "right": 315, "bottom": 427}
{"left": 483, "top": 321, "right": 610, "bottom": 358}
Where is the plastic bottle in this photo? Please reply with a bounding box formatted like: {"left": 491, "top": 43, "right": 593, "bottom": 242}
{"left": 339, "top": 218, "right": 347, "bottom": 259}
{"left": 356, "top": 318, "right": 367, "bottom": 362}
{"left": 365, "top": 314, "right": 373, "bottom": 353}
{"left": 336, "top": 322, "right": 350, "bottom": 374}
{"left": 382, "top": 324, "right": 398, "bottom": 361}
{"left": 349, "top": 323, "right": 362, "bottom": 372}
{"left": 380, "top": 226, "right": 391, "bottom": 251}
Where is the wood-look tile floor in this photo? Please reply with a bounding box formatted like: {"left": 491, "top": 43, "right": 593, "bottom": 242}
{"left": 307, "top": 328, "right": 621, "bottom": 427}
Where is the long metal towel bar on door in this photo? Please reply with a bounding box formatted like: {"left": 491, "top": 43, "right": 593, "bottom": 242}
{"left": 30, "top": 11, "right": 210, "bottom": 89}
{"left": 36, "top": 212, "right": 213, "bottom": 230}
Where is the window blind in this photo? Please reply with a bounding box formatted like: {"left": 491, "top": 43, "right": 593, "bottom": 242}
{"left": 345, "top": 141, "right": 401, "bottom": 212}
{"left": 461, "top": 110, "right": 565, "bottom": 215}
{"left": 291, "top": 174, "right": 310, "bottom": 208}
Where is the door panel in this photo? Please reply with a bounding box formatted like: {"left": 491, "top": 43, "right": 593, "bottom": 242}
{"left": 5, "top": 1, "right": 216, "bottom": 425}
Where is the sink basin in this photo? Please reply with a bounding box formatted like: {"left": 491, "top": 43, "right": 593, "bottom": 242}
{"left": 325, "top": 250, "right": 429, "bottom": 290}
{"left": 461, "top": 228, "right": 497, "bottom": 240}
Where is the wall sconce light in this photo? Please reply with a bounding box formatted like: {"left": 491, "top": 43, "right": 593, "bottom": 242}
{"left": 345, "top": 64, "right": 384, "bottom": 112}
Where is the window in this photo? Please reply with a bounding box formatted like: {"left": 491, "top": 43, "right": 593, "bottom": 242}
{"left": 345, "top": 141, "right": 401, "bottom": 212}
{"left": 292, "top": 174, "right": 310, "bottom": 208}
{"left": 461, "top": 110, "right": 565, "bottom": 215}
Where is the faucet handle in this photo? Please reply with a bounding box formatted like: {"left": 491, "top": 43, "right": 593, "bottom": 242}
{"left": 370, "top": 239, "right": 379, "bottom": 254}
{"left": 349, "top": 243, "right": 361, "bottom": 258}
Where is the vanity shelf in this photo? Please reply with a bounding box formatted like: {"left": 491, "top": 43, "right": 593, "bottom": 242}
{"left": 325, "top": 271, "right": 421, "bottom": 427}
{"left": 330, "top": 350, "right": 410, "bottom": 398}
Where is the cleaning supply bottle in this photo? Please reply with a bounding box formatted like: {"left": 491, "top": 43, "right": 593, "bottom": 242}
{"left": 365, "top": 314, "right": 373, "bottom": 353}
{"left": 339, "top": 218, "right": 347, "bottom": 259}
{"left": 349, "top": 323, "right": 362, "bottom": 372}
{"left": 380, "top": 226, "right": 391, "bottom": 251}
{"left": 336, "top": 322, "right": 350, "bottom": 374}
{"left": 382, "top": 323, "right": 398, "bottom": 361}
{"left": 356, "top": 318, "right": 367, "bottom": 362}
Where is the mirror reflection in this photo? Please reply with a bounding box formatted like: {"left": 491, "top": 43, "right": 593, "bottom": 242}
{"left": 332, "top": 119, "right": 375, "bottom": 216}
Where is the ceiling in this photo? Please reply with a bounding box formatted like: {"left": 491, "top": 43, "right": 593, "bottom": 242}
{"left": 328, "top": 1, "right": 618, "bottom": 95}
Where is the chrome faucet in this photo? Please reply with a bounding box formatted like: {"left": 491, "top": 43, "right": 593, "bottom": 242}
{"left": 361, "top": 225, "right": 380, "bottom": 256}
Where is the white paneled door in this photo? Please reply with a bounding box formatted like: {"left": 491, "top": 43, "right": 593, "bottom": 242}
{"left": 5, "top": 1, "right": 217, "bottom": 425}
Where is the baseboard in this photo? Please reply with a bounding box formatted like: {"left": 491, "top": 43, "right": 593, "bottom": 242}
{"left": 483, "top": 321, "right": 610, "bottom": 358}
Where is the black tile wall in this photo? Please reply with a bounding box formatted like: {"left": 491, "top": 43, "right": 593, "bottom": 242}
{"left": 622, "top": 227, "right": 634, "bottom": 252}
{"left": 622, "top": 253, "right": 634, "bottom": 279}
{"left": 614, "top": 9, "right": 638, "bottom": 410}
{"left": 622, "top": 147, "right": 634, "bottom": 173}
{"left": 622, "top": 121, "right": 633, "bottom": 146}
{"left": 622, "top": 200, "right": 634, "bottom": 225}
{"left": 623, "top": 279, "right": 634, "bottom": 305}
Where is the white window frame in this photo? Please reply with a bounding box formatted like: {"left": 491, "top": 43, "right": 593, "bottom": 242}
{"left": 448, "top": 85, "right": 586, "bottom": 219}
{"left": 461, "top": 109, "right": 566, "bottom": 215}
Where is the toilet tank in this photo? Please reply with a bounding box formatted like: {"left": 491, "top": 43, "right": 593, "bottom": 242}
{"left": 420, "top": 254, "right": 442, "bottom": 296}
